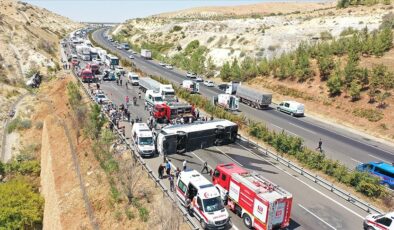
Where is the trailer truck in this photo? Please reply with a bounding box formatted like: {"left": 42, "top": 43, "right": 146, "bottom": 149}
{"left": 182, "top": 80, "right": 199, "bottom": 94}
{"left": 155, "top": 119, "right": 238, "bottom": 155}
{"left": 212, "top": 163, "right": 293, "bottom": 230}
{"left": 139, "top": 77, "right": 177, "bottom": 102}
{"left": 141, "top": 49, "right": 152, "bottom": 59}
{"left": 236, "top": 85, "right": 272, "bottom": 109}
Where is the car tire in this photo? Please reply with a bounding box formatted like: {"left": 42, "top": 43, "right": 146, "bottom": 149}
{"left": 243, "top": 213, "right": 253, "bottom": 229}
{"left": 200, "top": 219, "right": 207, "bottom": 230}
{"left": 291, "top": 112, "right": 294, "bottom": 117}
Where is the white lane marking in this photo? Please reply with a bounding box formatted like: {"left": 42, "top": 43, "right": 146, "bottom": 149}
{"left": 235, "top": 142, "right": 365, "bottom": 220}
{"left": 214, "top": 147, "right": 244, "bottom": 167}
{"left": 350, "top": 158, "right": 362, "bottom": 164}
{"left": 368, "top": 154, "right": 388, "bottom": 162}
{"left": 288, "top": 122, "right": 317, "bottom": 135}
{"left": 298, "top": 204, "right": 337, "bottom": 230}
{"left": 191, "top": 152, "right": 213, "bottom": 170}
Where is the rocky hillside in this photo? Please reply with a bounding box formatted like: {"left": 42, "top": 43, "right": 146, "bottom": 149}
{"left": 0, "top": 0, "right": 81, "bottom": 161}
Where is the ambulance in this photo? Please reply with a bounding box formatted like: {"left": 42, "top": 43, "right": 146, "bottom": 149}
{"left": 176, "top": 169, "right": 230, "bottom": 229}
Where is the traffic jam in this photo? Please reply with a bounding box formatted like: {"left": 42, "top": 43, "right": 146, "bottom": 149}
{"left": 65, "top": 28, "right": 304, "bottom": 230}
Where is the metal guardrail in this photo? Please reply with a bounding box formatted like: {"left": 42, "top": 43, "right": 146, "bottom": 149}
{"left": 70, "top": 68, "right": 200, "bottom": 230}
{"left": 237, "top": 134, "right": 382, "bottom": 214}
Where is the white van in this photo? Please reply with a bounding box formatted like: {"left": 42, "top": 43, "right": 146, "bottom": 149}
{"left": 277, "top": 100, "right": 304, "bottom": 117}
{"left": 131, "top": 123, "right": 155, "bottom": 157}
{"left": 144, "top": 90, "right": 164, "bottom": 107}
{"left": 127, "top": 72, "right": 139, "bottom": 86}
{"left": 176, "top": 169, "right": 230, "bottom": 229}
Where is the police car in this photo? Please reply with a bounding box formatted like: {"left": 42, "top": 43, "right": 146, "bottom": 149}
{"left": 364, "top": 212, "right": 394, "bottom": 230}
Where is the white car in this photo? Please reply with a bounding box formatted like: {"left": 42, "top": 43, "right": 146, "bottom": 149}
{"left": 132, "top": 50, "right": 137, "bottom": 54}
{"left": 95, "top": 94, "right": 109, "bottom": 104}
{"left": 195, "top": 76, "right": 203, "bottom": 82}
{"left": 364, "top": 212, "right": 394, "bottom": 230}
{"left": 204, "top": 80, "right": 214, "bottom": 87}
{"left": 159, "top": 62, "right": 166, "bottom": 66}
{"left": 186, "top": 72, "right": 196, "bottom": 78}
{"left": 165, "top": 65, "right": 173, "bottom": 70}
{"left": 129, "top": 55, "right": 134, "bottom": 59}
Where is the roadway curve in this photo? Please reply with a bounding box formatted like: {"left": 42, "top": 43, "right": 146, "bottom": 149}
{"left": 84, "top": 28, "right": 379, "bottom": 230}
{"left": 92, "top": 28, "right": 394, "bottom": 168}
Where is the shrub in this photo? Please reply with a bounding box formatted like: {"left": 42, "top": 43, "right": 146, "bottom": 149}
{"left": 171, "top": 25, "right": 182, "bottom": 32}
{"left": 125, "top": 208, "right": 135, "bottom": 220}
{"left": 35, "top": 121, "right": 43, "bottom": 130}
{"left": 7, "top": 117, "right": 32, "bottom": 133}
{"left": 138, "top": 207, "right": 149, "bottom": 222}
{"left": 320, "top": 31, "right": 333, "bottom": 40}
{"left": 5, "top": 160, "right": 41, "bottom": 176}
{"left": 38, "top": 39, "right": 56, "bottom": 55}
{"left": 110, "top": 185, "right": 121, "bottom": 203}
{"left": 207, "top": 36, "right": 215, "bottom": 43}
{"left": 353, "top": 108, "right": 383, "bottom": 122}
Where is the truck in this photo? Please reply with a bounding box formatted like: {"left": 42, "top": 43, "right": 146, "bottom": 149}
{"left": 141, "top": 49, "right": 152, "bottom": 59}
{"left": 212, "top": 163, "right": 293, "bottom": 230}
{"left": 76, "top": 44, "right": 91, "bottom": 61}
{"left": 218, "top": 81, "right": 240, "bottom": 95}
{"left": 153, "top": 102, "right": 194, "bottom": 123}
{"left": 127, "top": 72, "right": 139, "bottom": 86}
{"left": 213, "top": 94, "right": 239, "bottom": 111}
{"left": 131, "top": 123, "right": 155, "bottom": 157}
{"left": 121, "top": 43, "right": 130, "bottom": 50}
{"left": 182, "top": 80, "right": 199, "bottom": 94}
{"left": 144, "top": 90, "right": 164, "bottom": 107}
{"left": 105, "top": 54, "right": 119, "bottom": 67}
{"left": 176, "top": 169, "right": 230, "bottom": 229}
{"left": 79, "top": 68, "right": 94, "bottom": 83}
{"left": 139, "top": 77, "right": 177, "bottom": 102}
{"left": 236, "top": 85, "right": 272, "bottom": 109}
{"left": 155, "top": 119, "right": 238, "bottom": 155}
{"left": 90, "top": 47, "right": 98, "bottom": 60}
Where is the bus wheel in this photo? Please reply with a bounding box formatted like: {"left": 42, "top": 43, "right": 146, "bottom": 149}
{"left": 243, "top": 213, "right": 253, "bottom": 229}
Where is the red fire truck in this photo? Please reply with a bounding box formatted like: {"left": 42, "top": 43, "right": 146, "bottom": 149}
{"left": 153, "top": 102, "right": 195, "bottom": 122}
{"left": 79, "top": 68, "right": 94, "bottom": 83}
{"left": 212, "top": 163, "right": 293, "bottom": 230}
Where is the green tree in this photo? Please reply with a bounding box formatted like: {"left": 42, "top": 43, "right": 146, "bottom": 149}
{"left": 327, "top": 66, "right": 343, "bottom": 96}
{"left": 85, "top": 104, "right": 106, "bottom": 140}
{"left": 373, "top": 28, "right": 393, "bottom": 56}
{"left": 230, "top": 58, "right": 241, "bottom": 80}
{"left": 343, "top": 58, "right": 358, "bottom": 89}
{"left": 0, "top": 177, "right": 44, "bottom": 229}
{"left": 220, "top": 62, "right": 232, "bottom": 82}
{"left": 349, "top": 80, "right": 362, "bottom": 101}
{"left": 337, "top": 0, "right": 350, "bottom": 8}
{"left": 241, "top": 57, "right": 258, "bottom": 80}
{"left": 294, "top": 45, "right": 311, "bottom": 81}
{"left": 317, "top": 54, "right": 334, "bottom": 81}
{"left": 257, "top": 58, "right": 270, "bottom": 76}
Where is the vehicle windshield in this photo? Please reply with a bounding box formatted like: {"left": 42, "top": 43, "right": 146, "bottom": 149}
{"left": 154, "top": 97, "right": 163, "bottom": 102}
{"left": 139, "top": 137, "right": 153, "bottom": 145}
{"left": 97, "top": 95, "right": 105, "bottom": 99}
{"left": 164, "top": 91, "right": 175, "bottom": 96}
{"left": 83, "top": 73, "right": 93, "bottom": 77}
{"left": 132, "top": 77, "right": 139, "bottom": 80}
{"left": 202, "top": 197, "right": 224, "bottom": 212}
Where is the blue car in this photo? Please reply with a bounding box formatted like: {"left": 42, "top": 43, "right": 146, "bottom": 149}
{"left": 356, "top": 162, "right": 394, "bottom": 189}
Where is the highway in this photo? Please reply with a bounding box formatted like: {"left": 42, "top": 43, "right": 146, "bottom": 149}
{"left": 92, "top": 28, "right": 394, "bottom": 169}
{"left": 64, "top": 30, "right": 378, "bottom": 230}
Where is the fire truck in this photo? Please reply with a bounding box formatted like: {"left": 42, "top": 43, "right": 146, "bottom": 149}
{"left": 153, "top": 102, "right": 194, "bottom": 123}
{"left": 79, "top": 68, "right": 94, "bottom": 83}
{"left": 212, "top": 163, "right": 293, "bottom": 230}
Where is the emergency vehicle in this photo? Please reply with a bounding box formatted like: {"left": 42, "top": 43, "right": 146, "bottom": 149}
{"left": 213, "top": 94, "right": 239, "bottom": 111}
{"left": 182, "top": 80, "right": 200, "bottom": 94}
{"left": 153, "top": 102, "right": 194, "bottom": 123}
{"left": 131, "top": 123, "right": 155, "bottom": 157}
{"left": 212, "top": 163, "right": 293, "bottom": 230}
{"left": 176, "top": 169, "right": 230, "bottom": 229}
{"left": 364, "top": 212, "right": 394, "bottom": 230}
{"left": 79, "top": 68, "right": 94, "bottom": 83}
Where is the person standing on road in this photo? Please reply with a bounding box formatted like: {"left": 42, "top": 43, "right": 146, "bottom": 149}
{"left": 169, "top": 174, "right": 175, "bottom": 192}
{"left": 138, "top": 91, "right": 142, "bottom": 99}
{"left": 125, "top": 82, "right": 128, "bottom": 89}
{"left": 166, "top": 160, "right": 171, "bottom": 176}
{"left": 201, "top": 161, "right": 209, "bottom": 174}
{"left": 183, "top": 160, "right": 187, "bottom": 171}
{"left": 158, "top": 164, "right": 164, "bottom": 179}
{"left": 125, "top": 96, "right": 129, "bottom": 105}
{"left": 316, "top": 138, "right": 323, "bottom": 152}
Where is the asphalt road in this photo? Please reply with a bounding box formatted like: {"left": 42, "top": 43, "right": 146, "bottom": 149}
{"left": 92, "top": 28, "right": 394, "bottom": 169}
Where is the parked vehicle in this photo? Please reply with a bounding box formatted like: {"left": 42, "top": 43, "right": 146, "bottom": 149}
{"left": 102, "top": 70, "right": 116, "bottom": 81}
{"left": 115, "top": 66, "right": 125, "bottom": 77}
{"left": 139, "top": 77, "right": 177, "bottom": 102}
{"left": 277, "top": 101, "right": 304, "bottom": 117}
{"left": 204, "top": 80, "right": 214, "bottom": 87}
{"left": 95, "top": 94, "right": 109, "bottom": 104}
{"left": 144, "top": 90, "right": 164, "bottom": 107}
{"left": 212, "top": 163, "right": 293, "bottom": 230}
{"left": 80, "top": 68, "right": 94, "bottom": 83}
{"left": 186, "top": 72, "right": 196, "bottom": 78}
{"left": 218, "top": 81, "right": 239, "bottom": 95}
{"left": 176, "top": 169, "right": 230, "bottom": 229}
{"left": 86, "top": 63, "right": 99, "bottom": 75}
{"left": 127, "top": 72, "right": 139, "bottom": 86}
{"left": 195, "top": 76, "right": 203, "bottom": 82}
{"left": 182, "top": 80, "right": 199, "bottom": 94}
{"left": 213, "top": 94, "right": 239, "bottom": 111}
{"left": 158, "top": 62, "right": 166, "bottom": 66}
{"left": 121, "top": 43, "right": 130, "bottom": 50}
{"left": 153, "top": 102, "right": 194, "bottom": 123}
{"left": 357, "top": 162, "right": 394, "bottom": 189}
{"left": 155, "top": 119, "right": 238, "bottom": 155}
{"left": 236, "top": 85, "right": 272, "bottom": 109}
{"left": 128, "top": 54, "right": 134, "bottom": 59}
{"left": 165, "top": 64, "right": 173, "bottom": 70}
{"left": 131, "top": 123, "right": 155, "bottom": 157}
{"left": 363, "top": 212, "right": 394, "bottom": 230}
{"left": 141, "top": 49, "right": 152, "bottom": 59}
